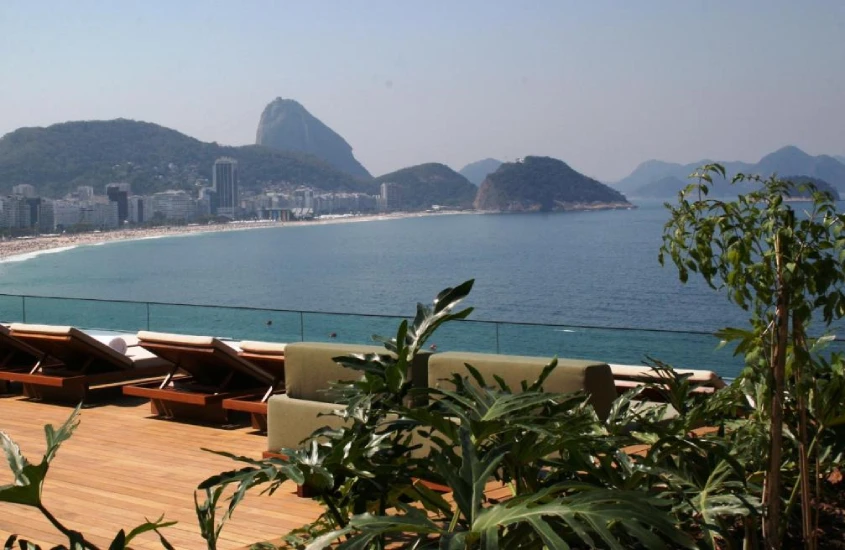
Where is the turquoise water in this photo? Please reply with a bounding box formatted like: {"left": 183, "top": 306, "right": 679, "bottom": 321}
{"left": 0, "top": 203, "right": 841, "bottom": 377}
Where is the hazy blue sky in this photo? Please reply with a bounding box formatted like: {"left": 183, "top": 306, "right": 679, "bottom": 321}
{"left": 1, "top": 1, "right": 843, "bottom": 180}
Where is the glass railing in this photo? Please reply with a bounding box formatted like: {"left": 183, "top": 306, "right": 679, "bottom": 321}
{"left": 1, "top": 293, "right": 842, "bottom": 380}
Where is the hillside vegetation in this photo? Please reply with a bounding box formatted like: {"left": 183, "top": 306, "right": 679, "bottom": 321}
{"left": 0, "top": 119, "right": 363, "bottom": 198}
{"left": 375, "top": 163, "right": 477, "bottom": 210}
{"left": 474, "top": 156, "right": 630, "bottom": 211}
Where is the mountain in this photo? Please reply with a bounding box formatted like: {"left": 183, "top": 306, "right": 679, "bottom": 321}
{"left": 782, "top": 176, "right": 840, "bottom": 201}
{"left": 835, "top": 155, "right": 845, "bottom": 164}
{"left": 618, "top": 146, "right": 845, "bottom": 198}
{"left": 0, "top": 119, "right": 363, "bottom": 198}
{"left": 375, "top": 163, "right": 477, "bottom": 210}
{"left": 634, "top": 176, "right": 689, "bottom": 198}
{"left": 459, "top": 158, "right": 503, "bottom": 186}
{"left": 255, "top": 98, "right": 370, "bottom": 178}
{"left": 474, "top": 156, "right": 631, "bottom": 212}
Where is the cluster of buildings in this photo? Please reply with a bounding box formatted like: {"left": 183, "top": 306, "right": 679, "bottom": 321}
{"left": 0, "top": 159, "right": 408, "bottom": 234}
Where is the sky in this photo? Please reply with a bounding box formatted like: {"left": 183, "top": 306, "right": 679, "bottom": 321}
{"left": 0, "top": 1, "right": 843, "bottom": 181}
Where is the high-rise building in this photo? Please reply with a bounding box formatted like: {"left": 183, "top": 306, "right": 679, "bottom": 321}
{"left": 378, "top": 182, "right": 403, "bottom": 211}
{"left": 198, "top": 186, "right": 218, "bottom": 215}
{"left": 212, "top": 157, "right": 238, "bottom": 218}
{"left": 12, "top": 184, "right": 36, "bottom": 198}
{"left": 128, "top": 196, "right": 146, "bottom": 224}
{"left": 106, "top": 183, "right": 131, "bottom": 223}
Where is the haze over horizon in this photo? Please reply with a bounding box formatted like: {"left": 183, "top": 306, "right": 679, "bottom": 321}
{"left": 1, "top": 1, "right": 843, "bottom": 181}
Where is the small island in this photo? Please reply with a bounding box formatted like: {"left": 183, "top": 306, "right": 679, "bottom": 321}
{"left": 474, "top": 156, "right": 633, "bottom": 212}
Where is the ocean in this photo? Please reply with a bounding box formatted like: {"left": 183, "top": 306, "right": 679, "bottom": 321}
{"left": 0, "top": 202, "right": 841, "bottom": 377}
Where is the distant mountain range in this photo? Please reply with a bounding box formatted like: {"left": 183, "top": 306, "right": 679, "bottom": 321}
{"left": 475, "top": 156, "right": 631, "bottom": 212}
{"left": 459, "top": 158, "right": 502, "bottom": 186}
{"left": 614, "top": 146, "right": 845, "bottom": 198}
{"left": 256, "top": 98, "right": 371, "bottom": 178}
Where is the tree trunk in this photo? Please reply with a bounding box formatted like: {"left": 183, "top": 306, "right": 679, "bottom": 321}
{"left": 764, "top": 234, "right": 788, "bottom": 549}
{"left": 794, "top": 317, "right": 815, "bottom": 549}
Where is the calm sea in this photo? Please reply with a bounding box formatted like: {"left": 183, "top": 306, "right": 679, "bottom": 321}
{"left": 0, "top": 202, "right": 841, "bottom": 377}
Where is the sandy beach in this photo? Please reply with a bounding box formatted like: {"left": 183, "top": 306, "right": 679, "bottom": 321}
{"left": 0, "top": 210, "right": 470, "bottom": 262}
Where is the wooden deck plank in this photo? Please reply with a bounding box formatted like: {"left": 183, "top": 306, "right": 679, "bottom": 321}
{"left": 0, "top": 396, "right": 322, "bottom": 549}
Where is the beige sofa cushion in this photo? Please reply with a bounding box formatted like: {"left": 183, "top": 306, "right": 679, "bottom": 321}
{"left": 428, "top": 352, "right": 616, "bottom": 421}
{"left": 267, "top": 394, "right": 347, "bottom": 451}
{"left": 284, "top": 342, "right": 391, "bottom": 402}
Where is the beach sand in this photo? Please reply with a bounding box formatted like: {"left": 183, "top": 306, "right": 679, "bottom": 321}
{"left": 0, "top": 211, "right": 469, "bottom": 261}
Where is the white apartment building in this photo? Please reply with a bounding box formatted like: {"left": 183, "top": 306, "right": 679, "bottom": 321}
{"left": 151, "top": 190, "right": 196, "bottom": 222}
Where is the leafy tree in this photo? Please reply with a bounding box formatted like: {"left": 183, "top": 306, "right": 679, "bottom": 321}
{"left": 660, "top": 164, "right": 845, "bottom": 549}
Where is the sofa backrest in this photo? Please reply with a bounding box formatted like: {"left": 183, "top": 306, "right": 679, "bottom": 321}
{"left": 427, "top": 352, "right": 616, "bottom": 421}
{"left": 284, "top": 342, "right": 392, "bottom": 402}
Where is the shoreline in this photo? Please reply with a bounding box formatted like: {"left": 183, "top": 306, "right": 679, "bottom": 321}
{"left": 0, "top": 210, "right": 472, "bottom": 263}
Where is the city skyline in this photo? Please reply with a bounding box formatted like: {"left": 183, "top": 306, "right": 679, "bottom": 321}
{"left": 1, "top": 1, "right": 843, "bottom": 181}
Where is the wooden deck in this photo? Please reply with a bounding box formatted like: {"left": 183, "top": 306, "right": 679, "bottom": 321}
{"left": 0, "top": 395, "right": 322, "bottom": 549}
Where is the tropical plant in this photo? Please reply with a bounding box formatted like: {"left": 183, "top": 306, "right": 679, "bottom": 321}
{"left": 0, "top": 404, "right": 174, "bottom": 550}
{"left": 660, "top": 165, "right": 845, "bottom": 549}
{"left": 197, "top": 281, "right": 763, "bottom": 549}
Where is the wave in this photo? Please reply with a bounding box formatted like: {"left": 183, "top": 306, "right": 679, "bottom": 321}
{"left": 0, "top": 245, "right": 79, "bottom": 263}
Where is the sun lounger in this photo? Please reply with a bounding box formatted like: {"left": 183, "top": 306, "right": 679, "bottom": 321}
{"left": 124, "top": 331, "right": 282, "bottom": 425}
{"left": 222, "top": 340, "right": 286, "bottom": 431}
{"left": 610, "top": 364, "right": 727, "bottom": 401}
{"left": 4, "top": 323, "right": 173, "bottom": 402}
{"left": 0, "top": 324, "right": 63, "bottom": 394}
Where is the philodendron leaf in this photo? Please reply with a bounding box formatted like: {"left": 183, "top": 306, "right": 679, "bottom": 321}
{"left": 0, "top": 429, "right": 30, "bottom": 485}
{"left": 123, "top": 515, "right": 177, "bottom": 547}
{"left": 44, "top": 403, "right": 82, "bottom": 464}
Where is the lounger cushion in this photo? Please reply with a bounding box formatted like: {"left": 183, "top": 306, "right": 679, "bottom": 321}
{"left": 267, "top": 394, "right": 347, "bottom": 450}
{"left": 239, "top": 341, "right": 286, "bottom": 354}
{"left": 284, "top": 342, "right": 389, "bottom": 402}
{"left": 428, "top": 352, "right": 616, "bottom": 421}
{"left": 137, "top": 331, "right": 273, "bottom": 385}
{"left": 137, "top": 330, "right": 216, "bottom": 347}
{"left": 10, "top": 323, "right": 132, "bottom": 368}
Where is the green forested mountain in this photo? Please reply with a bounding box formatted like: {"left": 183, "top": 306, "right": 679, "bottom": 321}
{"left": 255, "top": 98, "right": 371, "bottom": 178}
{"left": 474, "top": 156, "right": 630, "bottom": 211}
{"left": 0, "top": 119, "right": 364, "bottom": 197}
{"left": 375, "top": 163, "right": 477, "bottom": 209}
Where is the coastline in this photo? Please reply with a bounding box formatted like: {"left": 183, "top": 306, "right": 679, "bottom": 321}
{"left": 0, "top": 210, "right": 472, "bottom": 262}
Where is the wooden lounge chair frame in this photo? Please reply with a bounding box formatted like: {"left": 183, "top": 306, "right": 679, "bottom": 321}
{"left": 124, "top": 331, "right": 283, "bottom": 425}
{"left": 0, "top": 324, "right": 62, "bottom": 394}
{"left": 4, "top": 324, "right": 173, "bottom": 402}
{"left": 222, "top": 340, "right": 287, "bottom": 431}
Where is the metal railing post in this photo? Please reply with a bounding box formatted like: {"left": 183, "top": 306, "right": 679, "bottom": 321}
{"left": 300, "top": 311, "right": 305, "bottom": 342}
{"left": 495, "top": 322, "right": 500, "bottom": 354}
{"left": 21, "top": 296, "right": 26, "bottom": 323}
{"left": 146, "top": 302, "right": 151, "bottom": 331}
